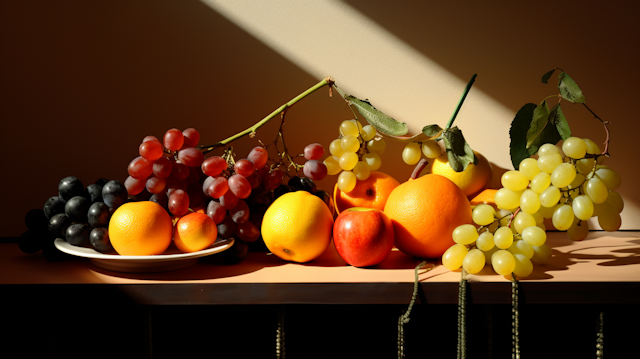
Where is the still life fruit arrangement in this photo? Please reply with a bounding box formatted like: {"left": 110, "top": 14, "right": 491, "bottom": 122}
{"left": 18, "top": 70, "right": 622, "bottom": 355}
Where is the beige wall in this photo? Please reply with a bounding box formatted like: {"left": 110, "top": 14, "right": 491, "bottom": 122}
{"left": 1, "top": 0, "right": 638, "bottom": 237}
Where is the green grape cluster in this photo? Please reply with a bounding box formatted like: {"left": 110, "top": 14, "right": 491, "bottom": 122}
{"left": 323, "top": 119, "right": 384, "bottom": 192}
{"left": 401, "top": 140, "right": 443, "bottom": 165}
{"left": 442, "top": 136, "right": 623, "bottom": 278}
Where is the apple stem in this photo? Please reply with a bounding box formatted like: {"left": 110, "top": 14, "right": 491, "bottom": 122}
{"left": 410, "top": 159, "right": 429, "bottom": 180}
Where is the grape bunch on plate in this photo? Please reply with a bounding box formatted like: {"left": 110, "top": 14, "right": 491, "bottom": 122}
{"left": 442, "top": 136, "right": 623, "bottom": 278}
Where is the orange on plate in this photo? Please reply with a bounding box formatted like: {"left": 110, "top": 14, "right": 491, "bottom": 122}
{"left": 384, "top": 174, "right": 472, "bottom": 258}
{"left": 173, "top": 212, "right": 218, "bottom": 253}
{"left": 109, "top": 201, "right": 173, "bottom": 256}
{"left": 428, "top": 151, "right": 493, "bottom": 199}
{"left": 333, "top": 171, "right": 400, "bottom": 214}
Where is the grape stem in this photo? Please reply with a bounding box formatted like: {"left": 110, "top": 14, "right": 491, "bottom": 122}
{"left": 198, "top": 77, "right": 335, "bottom": 154}
{"left": 445, "top": 74, "right": 477, "bottom": 131}
{"left": 507, "top": 208, "right": 521, "bottom": 228}
{"left": 410, "top": 159, "right": 429, "bottom": 180}
{"left": 581, "top": 103, "right": 611, "bottom": 157}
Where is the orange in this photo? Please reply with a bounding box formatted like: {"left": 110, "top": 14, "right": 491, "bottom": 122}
{"left": 109, "top": 201, "right": 173, "bottom": 255}
{"left": 384, "top": 174, "right": 472, "bottom": 258}
{"left": 333, "top": 171, "right": 400, "bottom": 214}
{"left": 261, "top": 191, "right": 334, "bottom": 263}
{"left": 428, "top": 151, "right": 493, "bottom": 199}
{"left": 173, "top": 212, "right": 218, "bottom": 253}
{"left": 470, "top": 189, "right": 499, "bottom": 210}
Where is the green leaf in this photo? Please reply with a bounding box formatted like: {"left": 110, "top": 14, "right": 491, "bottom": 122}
{"left": 332, "top": 84, "right": 408, "bottom": 136}
{"left": 549, "top": 103, "right": 571, "bottom": 140}
{"left": 509, "top": 103, "right": 536, "bottom": 169}
{"left": 441, "top": 126, "right": 477, "bottom": 172}
{"left": 525, "top": 100, "right": 550, "bottom": 149}
{"left": 541, "top": 69, "right": 556, "bottom": 84}
{"left": 422, "top": 124, "right": 443, "bottom": 137}
{"left": 558, "top": 72, "right": 586, "bottom": 104}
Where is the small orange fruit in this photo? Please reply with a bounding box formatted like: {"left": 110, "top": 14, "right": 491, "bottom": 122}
{"left": 261, "top": 191, "right": 334, "bottom": 263}
{"left": 384, "top": 174, "right": 472, "bottom": 258}
{"left": 428, "top": 151, "right": 493, "bottom": 199}
{"left": 333, "top": 171, "right": 400, "bottom": 214}
{"left": 109, "top": 201, "right": 173, "bottom": 256}
{"left": 470, "top": 189, "right": 499, "bottom": 210}
{"left": 173, "top": 212, "right": 218, "bottom": 253}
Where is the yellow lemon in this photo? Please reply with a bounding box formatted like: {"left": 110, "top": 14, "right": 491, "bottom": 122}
{"left": 428, "top": 151, "right": 493, "bottom": 198}
{"left": 261, "top": 191, "right": 334, "bottom": 263}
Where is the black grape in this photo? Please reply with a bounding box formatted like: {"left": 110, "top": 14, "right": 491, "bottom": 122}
{"left": 65, "top": 196, "right": 90, "bottom": 223}
{"left": 87, "top": 202, "right": 110, "bottom": 228}
{"left": 85, "top": 184, "right": 103, "bottom": 204}
{"left": 48, "top": 213, "right": 71, "bottom": 237}
{"left": 90, "top": 228, "right": 113, "bottom": 253}
{"left": 102, "top": 180, "right": 128, "bottom": 209}
{"left": 43, "top": 196, "right": 66, "bottom": 219}
{"left": 58, "top": 176, "right": 85, "bottom": 201}
{"left": 66, "top": 223, "right": 90, "bottom": 246}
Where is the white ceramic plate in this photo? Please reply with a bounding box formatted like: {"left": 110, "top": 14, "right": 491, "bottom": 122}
{"left": 54, "top": 238, "right": 234, "bottom": 273}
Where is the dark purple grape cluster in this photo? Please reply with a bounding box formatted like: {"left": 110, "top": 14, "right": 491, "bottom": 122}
{"left": 21, "top": 176, "right": 127, "bottom": 261}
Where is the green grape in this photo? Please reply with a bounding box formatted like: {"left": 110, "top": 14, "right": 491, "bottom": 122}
{"left": 514, "top": 212, "right": 536, "bottom": 234}
{"left": 520, "top": 189, "right": 541, "bottom": 214}
{"left": 494, "top": 188, "right": 522, "bottom": 210}
{"left": 329, "top": 139, "right": 345, "bottom": 157}
{"left": 576, "top": 157, "right": 595, "bottom": 175}
{"left": 598, "top": 203, "right": 622, "bottom": 231}
{"left": 361, "top": 125, "right": 377, "bottom": 141}
{"left": 537, "top": 203, "right": 557, "bottom": 219}
{"left": 530, "top": 172, "right": 551, "bottom": 194}
{"left": 537, "top": 143, "right": 561, "bottom": 157}
{"left": 595, "top": 167, "right": 622, "bottom": 191}
{"left": 583, "top": 138, "right": 601, "bottom": 154}
{"left": 551, "top": 162, "right": 576, "bottom": 188}
{"left": 497, "top": 209, "right": 512, "bottom": 227}
{"left": 519, "top": 158, "right": 541, "bottom": 180}
{"left": 539, "top": 186, "right": 561, "bottom": 207}
{"left": 536, "top": 222, "right": 547, "bottom": 231}
{"left": 367, "top": 138, "right": 386, "bottom": 154}
{"left": 362, "top": 153, "right": 381, "bottom": 171}
{"left": 513, "top": 254, "right": 533, "bottom": 278}
{"left": 531, "top": 210, "right": 544, "bottom": 225}
{"left": 339, "top": 151, "right": 358, "bottom": 171}
{"left": 494, "top": 226, "right": 514, "bottom": 249}
{"left": 476, "top": 231, "right": 495, "bottom": 251}
{"left": 568, "top": 173, "right": 585, "bottom": 190}
{"left": 421, "top": 140, "right": 442, "bottom": 159}
{"left": 462, "top": 249, "right": 486, "bottom": 274}
{"left": 352, "top": 161, "right": 371, "bottom": 181}
{"left": 567, "top": 217, "right": 589, "bottom": 241}
{"left": 531, "top": 244, "right": 552, "bottom": 264}
{"left": 324, "top": 156, "right": 342, "bottom": 175}
{"left": 585, "top": 177, "right": 608, "bottom": 204}
{"left": 562, "top": 137, "right": 587, "bottom": 159}
{"left": 521, "top": 226, "right": 546, "bottom": 246}
{"left": 508, "top": 239, "right": 534, "bottom": 259}
{"left": 537, "top": 153, "right": 563, "bottom": 173}
{"left": 337, "top": 171, "right": 356, "bottom": 192}
{"left": 572, "top": 195, "right": 594, "bottom": 220}
{"left": 402, "top": 142, "right": 421, "bottom": 165}
{"left": 604, "top": 190, "right": 624, "bottom": 213}
{"left": 501, "top": 170, "right": 529, "bottom": 192}
{"left": 491, "top": 250, "right": 516, "bottom": 276}
{"left": 339, "top": 119, "right": 362, "bottom": 137}
{"left": 341, "top": 135, "right": 361, "bottom": 153}
{"left": 484, "top": 246, "right": 499, "bottom": 265}
{"left": 452, "top": 224, "right": 479, "bottom": 245}
{"left": 472, "top": 204, "right": 496, "bottom": 226}
{"left": 552, "top": 204, "right": 574, "bottom": 231}
{"left": 442, "top": 243, "right": 469, "bottom": 271}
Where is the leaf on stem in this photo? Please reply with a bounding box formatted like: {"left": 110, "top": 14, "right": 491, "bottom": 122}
{"left": 558, "top": 72, "right": 586, "bottom": 104}
{"left": 510, "top": 103, "right": 536, "bottom": 169}
{"left": 442, "top": 126, "right": 477, "bottom": 172}
{"left": 333, "top": 84, "right": 409, "bottom": 137}
{"left": 526, "top": 100, "right": 550, "bottom": 149}
{"left": 550, "top": 103, "right": 571, "bottom": 140}
{"left": 541, "top": 69, "right": 556, "bottom": 84}
{"left": 422, "top": 124, "right": 443, "bottom": 137}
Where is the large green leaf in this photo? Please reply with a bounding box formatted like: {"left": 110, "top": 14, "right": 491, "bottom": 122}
{"left": 333, "top": 84, "right": 408, "bottom": 136}
{"left": 526, "top": 100, "right": 550, "bottom": 149}
{"left": 510, "top": 103, "right": 536, "bottom": 169}
{"left": 558, "top": 72, "right": 586, "bottom": 104}
{"left": 442, "top": 126, "right": 477, "bottom": 172}
{"left": 422, "top": 124, "right": 443, "bottom": 137}
{"left": 550, "top": 103, "right": 571, "bottom": 140}
{"left": 541, "top": 69, "right": 556, "bottom": 84}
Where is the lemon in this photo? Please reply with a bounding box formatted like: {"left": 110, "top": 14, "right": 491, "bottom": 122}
{"left": 428, "top": 151, "right": 493, "bottom": 198}
{"left": 261, "top": 191, "right": 334, "bottom": 263}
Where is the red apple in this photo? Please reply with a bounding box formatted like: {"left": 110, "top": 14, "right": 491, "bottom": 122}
{"left": 333, "top": 207, "right": 395, "bottom": 267}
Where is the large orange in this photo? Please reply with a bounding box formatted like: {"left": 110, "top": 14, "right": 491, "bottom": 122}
{"left": 261, "top": 191, "right": 334, "bottom": 263}
{"left": 428, "top": 151, "right": 493, "bottom": 199}
{"left": 109, "top": 201, "right": 173, "bottom": 255}
{"left": 333, "top": 171, "right": 400, "bottom": 214}
{"left": 384, "top": 174, "right": 472, "bottom": 258}
{"left": 173, "top": 212, "right": 218, "bottom": 253}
